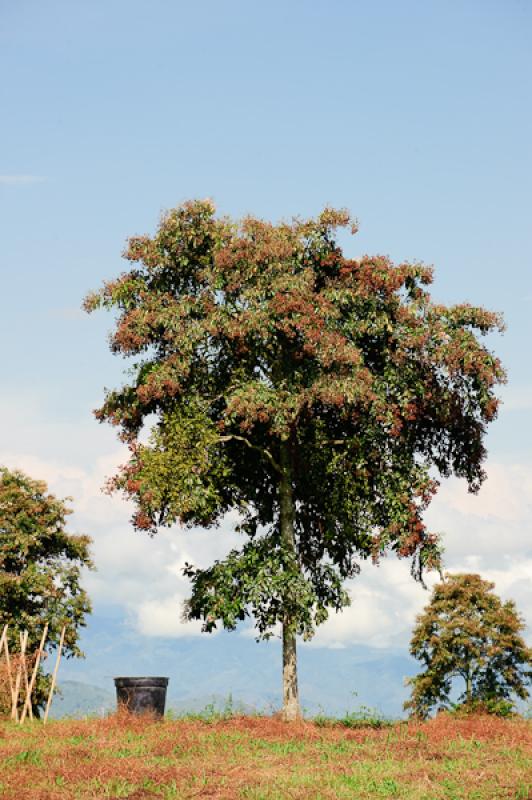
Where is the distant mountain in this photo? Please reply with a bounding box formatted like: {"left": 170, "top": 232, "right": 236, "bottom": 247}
{"left": 50, "top": 682, "right": 259, "bottom": 719}
{"left": 53, "top": 648, "right": 415, "bottom": 719}
{"left": 55, "top": 606, "right": 418, "bottom": 719}
{"left": 46, "top": 601, "right": 531, "bottom": 720}
{"left": 48, "top": 681, "right": 114, "bottom": 719}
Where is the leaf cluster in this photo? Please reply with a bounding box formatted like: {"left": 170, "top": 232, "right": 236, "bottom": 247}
{"left": 183, "top": 534, "right": 349, "bottom": 639}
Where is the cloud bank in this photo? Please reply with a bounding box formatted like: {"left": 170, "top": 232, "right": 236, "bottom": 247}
{"left": 0, "top": 396, "right": 530, "bottom": 651}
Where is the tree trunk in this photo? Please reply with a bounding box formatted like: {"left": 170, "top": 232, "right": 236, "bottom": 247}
{"left": 279, "top": 441, "right": 301, "bottom": 722}
{"left": 465, "top": 669, "right": 472, "bottom": 706}
{"left": 282, "top": 617, "right": 299, "bottom": 721}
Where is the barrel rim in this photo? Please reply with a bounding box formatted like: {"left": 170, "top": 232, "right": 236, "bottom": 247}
{"left": 114, "top": 676, "right": 169, "bottom": 687}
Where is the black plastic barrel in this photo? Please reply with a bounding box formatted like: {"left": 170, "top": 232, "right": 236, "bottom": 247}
{"left": 114, "top": 677, "right": 169, "bottom": 718}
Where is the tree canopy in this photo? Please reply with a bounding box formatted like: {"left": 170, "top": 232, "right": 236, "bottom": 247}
{"left": 85, "top": 200, "right": 505, "bottom": 719}
{"left": 0, "top": 466, "right": 93, "bottom": 714}
{"left": 405, "top": 573, "right": 531, "bottom": 718}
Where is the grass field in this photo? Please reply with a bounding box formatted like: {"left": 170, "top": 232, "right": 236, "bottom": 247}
{"left": 1, "top": 712, "right": 530, "bottom": 799}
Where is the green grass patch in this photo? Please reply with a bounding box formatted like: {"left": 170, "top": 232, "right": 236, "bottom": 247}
{"left": 0, "top": 713, "right": 529, "bottom": 799}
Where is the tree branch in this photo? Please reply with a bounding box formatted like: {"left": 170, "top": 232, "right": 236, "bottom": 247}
{"left": 219, "top": 435, "right": 283, "bottom": 475}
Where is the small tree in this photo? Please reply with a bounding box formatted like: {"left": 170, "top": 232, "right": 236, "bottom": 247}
{"left": 85, "top": 200, "right": 505, "bottom": 720}
{"left": 405, "top": 573, "right": 532, "bottom": 718}
{"left": 0, "top": 466, "right": 93, "bottom": 715}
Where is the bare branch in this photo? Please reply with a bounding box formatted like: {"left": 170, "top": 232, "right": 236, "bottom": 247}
{"left": 219, "top": 435, "right": 283, "bottom": 475}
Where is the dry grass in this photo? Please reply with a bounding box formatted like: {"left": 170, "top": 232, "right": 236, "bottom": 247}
{"left": 0, "top": 711, "right": 530, "bottom": 799}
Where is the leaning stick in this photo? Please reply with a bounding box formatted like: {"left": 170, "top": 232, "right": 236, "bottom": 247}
{"left": 0, "top": 627, "right": 7, "bottom": 696}
{"left": 11, "top": 630, "right": 27, "bottom": 721}
{"left": 0, "top": 624, "right": 7, "bottom": 678}
{"left": 19, "top": 631, "right": 33, "bottom": 721}
{"left": 43, "top": 625, "right": 66, "bottom": 725}
{"left": 2, "top": 633, "right": 15, "bottom": 712}
{"left": 20, "top": 624, "right": 49, "bottom": 724}
{"left": 0, "top": 624, "right": 7, "bottom": 651}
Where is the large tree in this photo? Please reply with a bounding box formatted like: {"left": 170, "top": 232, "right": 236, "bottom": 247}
{"left": 0, "top": 466, "right": 93, "bottom": 714}
{"left": 405, "top": 573, "right": 531, "bottom": 718}
{"left": 85, "top": 200, "right": 505, "bottom": 720}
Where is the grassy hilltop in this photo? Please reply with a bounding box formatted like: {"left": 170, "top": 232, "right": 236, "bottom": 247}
{"left": 1, "top": 712, "right": 530, "bottom": 799}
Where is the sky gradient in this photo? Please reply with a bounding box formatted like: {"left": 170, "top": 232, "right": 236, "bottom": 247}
{"left": 1, "top": 0, "right": 531, "bottom": 712}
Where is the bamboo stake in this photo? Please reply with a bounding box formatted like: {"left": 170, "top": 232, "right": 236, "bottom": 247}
{"left": 0, "top": 624, "right": 7, "bottom": 651}
{"left": 43, "top": 625, "right": 66, "bottom": 725}
{"left": 2, "top": 634, "right": 15, "bottom": 716}
{"left": 0, "top": 626, "right": 5, "bottom": 705}
{"left": 0, "top": 625, "right": 11, "bottom": 714}
{"left": 11, "top": 631, "right": 27, "bottom": 721}
{"left": 19, "top": 631, "right": 33, "bottom": 721}
{"left": 20, "top": 624, "right": 49, "bottom": 724}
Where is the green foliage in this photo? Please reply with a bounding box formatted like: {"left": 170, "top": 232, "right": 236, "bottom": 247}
{"left": 314, "top": 701, "right": 392, "bottom": 729}
{"left": 169, "top": 693, "right": 252, "bottom": 723}
{"left": 450, "top": 697, "right": 516, "bottom": 718}
{"left": 86, "top": 200, "right": 505, "bottom": 645}
{"left": 405, "top": 573, "right": 532, "bottom": 718}
{"left": 183, "top": 535, "right": 349, "bottom": 639}
{"left": 0, "top": 466, "right": 93, "bottom": 714}
{"left": 108, "top": 398, "right": 233, "bottom": 529}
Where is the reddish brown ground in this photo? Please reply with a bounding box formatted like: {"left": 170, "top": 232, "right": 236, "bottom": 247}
{"left": 1, "top": 713, "right": 530, "bottom": 799}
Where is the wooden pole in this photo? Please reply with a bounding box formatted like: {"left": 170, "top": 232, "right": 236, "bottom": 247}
{"left": 11, "top": 631, "right": 27, "bottom": 721}
{"left": 19, "top": 631, "right": 33, "bottom": 721}
{"left": 2, "top": 634, "right": 15, "bottom": 718}
{"left": 0, "top": 625, "right": 12, "bottom": 715}
{"left": 43, "top": 626, "right": 66, "bottom": 725}
{"left": 0, "top": 625, "right": 6, "bottom": 703}
{"left": 0, "top": 624, "right": 7, "bottom": 651}
{"left": 20, "top": 624, "right": 49, "bottom": 724}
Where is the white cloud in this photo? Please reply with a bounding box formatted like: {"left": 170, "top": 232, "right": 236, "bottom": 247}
{"left": 137, "top": 593, "right": 206, "bottom": 638}
{"left": 431, "top": 463, "right": 532, "bottom": 524}
{"left": 307, "top": 559, "right": 433, "bottom": 650}
{"left": 0, "top": 175, "right": 46, "bottom": 185}
{"left": 407, "top": 465, "right": 532, "bottom": 639}
{"left": 300, "top": 462, "right": 532, "bottom": 649}
{"left": 1, "top": 395, "right": 530, "bottom": 651}
{"left": 0, "top": 440, "right": 241, "bottom": 639}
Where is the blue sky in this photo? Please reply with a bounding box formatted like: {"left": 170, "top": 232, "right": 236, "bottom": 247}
{"left": 1, "top": 1, "right": 531, "bottom": 711}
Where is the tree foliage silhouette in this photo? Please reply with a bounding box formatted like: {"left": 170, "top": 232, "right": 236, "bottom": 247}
{"left": 0, "top": 467, "right": 93, "bottom": 715}
{"left": 405, "top": 573, "right": 531, "bottom": 718}
{"left": 86, "top": 200, "right": 505, "bottom": 719}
